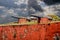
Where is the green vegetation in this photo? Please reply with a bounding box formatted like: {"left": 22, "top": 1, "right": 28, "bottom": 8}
{"left": 48, "top": 15, "right": 60, "bottom": 21}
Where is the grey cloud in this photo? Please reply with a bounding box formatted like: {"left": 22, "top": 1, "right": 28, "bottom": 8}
{"left": 28, "top": 0, "right": 43, "bottom": 12}
{"left": 0, "top": 0, "right": 28, "bottom": 8}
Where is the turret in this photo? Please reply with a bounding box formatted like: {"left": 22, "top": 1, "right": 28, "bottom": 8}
{"left": 11, "top": 16, "right": 27, "bottom": 24}
{"left": 31, "top": 14, "right": 51, "bottom": 24}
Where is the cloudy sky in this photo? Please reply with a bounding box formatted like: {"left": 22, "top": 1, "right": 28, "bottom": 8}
{"left": 0, "top": 0, "right": 60, "bottom": 24}
{"left": 0, "top": 0, "right": 44, "bottom": 24}
{"left": 0, "top": 0, "right": 29, "bottom": 24}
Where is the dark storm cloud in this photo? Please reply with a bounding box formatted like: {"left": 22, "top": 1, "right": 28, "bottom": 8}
{"left": 43, "top": 0, "right": 60, "bottom": 5}
{"left": 28, "top": 0, "right": 43, "bottom": 12}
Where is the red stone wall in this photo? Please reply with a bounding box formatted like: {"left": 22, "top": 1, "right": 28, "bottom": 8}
{"left": 40, "top": 17, "right": 50, "bottom": 24}
{"left": 0, "top": 22, "right": 60, "bottom": 40}
{"left": 18, "top": 18, "right": 27, "bottom": 23}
